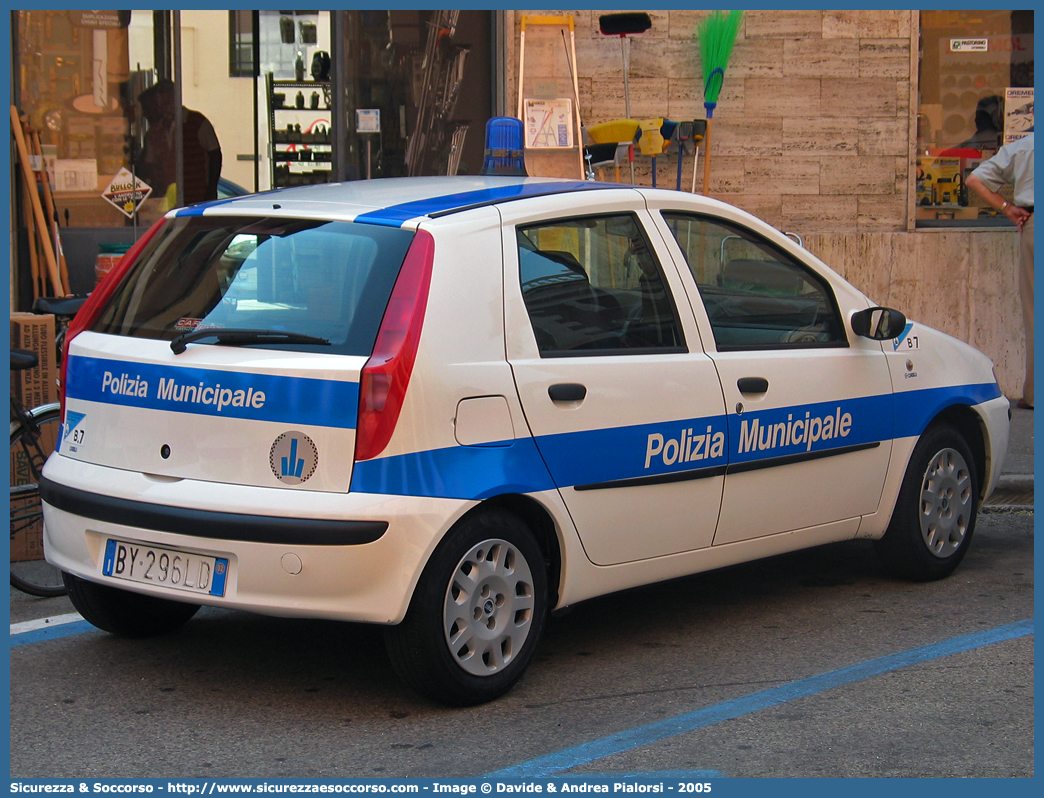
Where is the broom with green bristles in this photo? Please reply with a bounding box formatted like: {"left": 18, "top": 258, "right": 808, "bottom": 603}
{"left": 696, "top": 9, "right": 743, "bottom": 194}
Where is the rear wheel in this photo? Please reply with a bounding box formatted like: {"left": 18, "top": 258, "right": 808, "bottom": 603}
{"left": 10, "top": 406, "right": 67, "bottom": 598}
{"left": 875, "top": 423, "right": 979, "bottom": 581}
{"left": 384, "top": 510, "right": 548, "bottom": 705}
{"left": 64, "top": 573, "right": 200, "bottom": 637}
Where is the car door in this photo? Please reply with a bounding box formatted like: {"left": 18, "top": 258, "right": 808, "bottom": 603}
{"left": 500, "top": 195, "right": 728, "bottom": 566}
{"left": 651, "top": 207, "right": 894, "bottom": 546}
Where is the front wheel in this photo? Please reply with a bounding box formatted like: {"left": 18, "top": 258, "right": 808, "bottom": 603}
{"left": 875, "top": 423, "right": 979, "bottom": 581}
{"left": 384, "top": 510, "right": 548, "bottom": 706}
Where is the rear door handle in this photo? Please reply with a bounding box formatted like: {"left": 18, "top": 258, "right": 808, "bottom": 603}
{"left": 737, "top": 377, "right": 769, "bottom": 394}
{"left": 548, "top": 383, "right": 587, "bottom": 402}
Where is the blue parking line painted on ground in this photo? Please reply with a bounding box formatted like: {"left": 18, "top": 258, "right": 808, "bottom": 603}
{"left": 9, "top": 620, "right": 97, "bottom": 649}
{"left": 486, "top": 619, "right": 1034, "bottom": 779}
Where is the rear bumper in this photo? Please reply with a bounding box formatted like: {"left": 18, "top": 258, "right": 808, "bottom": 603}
{"left": 40, "top": 476, "right": 388, "bottom": 546}
{"left": 41, "top": 454, "right": 470, "bottom": 624}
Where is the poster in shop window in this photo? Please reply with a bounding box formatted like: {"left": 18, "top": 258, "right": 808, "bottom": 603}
{"left": 1003, "top": 88, "right": 1034, "bottom": 144}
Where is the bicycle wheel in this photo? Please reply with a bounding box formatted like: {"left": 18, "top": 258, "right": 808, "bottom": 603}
{"left": 11, "top": 405, "right": 67, "bottom": 597}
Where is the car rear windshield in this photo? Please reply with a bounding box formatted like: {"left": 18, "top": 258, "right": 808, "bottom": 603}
{"left": 91, "top": 216, "right": 415, "bottom": 356}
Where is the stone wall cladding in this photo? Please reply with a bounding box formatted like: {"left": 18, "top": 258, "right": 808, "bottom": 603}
{"left": 510, "top": 9, "right": 915, "bottom": 232}
{"left": 804, "top": 231, "right": 1024, "bottom": 397}
{"left": 506, "top": 11, "right": 1025, "bottom": 397}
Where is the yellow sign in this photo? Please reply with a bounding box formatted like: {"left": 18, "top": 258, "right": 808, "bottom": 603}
{"left": 101, "top": 168, "right": 153, "bottom": 219}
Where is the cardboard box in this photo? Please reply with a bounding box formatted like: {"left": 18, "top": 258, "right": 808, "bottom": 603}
{"left": 10, "top": 408, "right": 62, "bottom": 563}
{"left": 10, "top": 313, "right": 57, "bottom": 408}
{"left": 10, "top": 465, "right": 44, "bottom": 563}
{"left": 10, "top": 411, "right": 60, "bottom": 562}
{"left": 10, "top": 313, "right": 57, "bottom": 563}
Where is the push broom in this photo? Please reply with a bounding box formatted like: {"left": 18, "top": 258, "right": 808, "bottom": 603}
{"left": 695, "top": 10, "right": 743, "bottom": 195}
{"left": 600, "top": 12, "right": 651, "bottom": 183}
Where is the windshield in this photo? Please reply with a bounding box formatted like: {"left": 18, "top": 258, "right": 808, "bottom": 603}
{"left": 92, "top": 216, "right": 415, "bottom": 356}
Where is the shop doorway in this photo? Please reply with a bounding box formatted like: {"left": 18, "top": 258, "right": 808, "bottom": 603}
{"left": 340, "top": 10, "right": 492, "bottom": 181}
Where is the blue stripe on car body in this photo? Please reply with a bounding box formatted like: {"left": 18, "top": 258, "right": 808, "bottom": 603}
{"left": 173, "top": 195, "right": 257, "bottom": 216}
{"left": 173, "top": 180, "right": 631, "bottom": 227}
{"left": 65, "top": 355, "right": 359, "bottom": 429}
{"left": 352, "top": 181, "right": 630, "bottom": 227}
{"left": 350, "top": 436, "right": 557, "bottom": 499}
{"left": 892, "top": 382, "right": 1002, "bottom": 436}
{"left": 67, "top": 348, "right": 1002, "bottom": 502}
{"left": 350, "top": 383, "right": 1001, "bottom": 501}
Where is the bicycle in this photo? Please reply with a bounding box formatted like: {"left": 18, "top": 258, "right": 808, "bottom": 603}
{"left": 10, "top": 349, "right": 65, "bottom": 597}
{"left": 9, "top": 295, "right": 88, "bottom": 597}
{"left": 32, "top": 295, "right": 89, "bottom": 360}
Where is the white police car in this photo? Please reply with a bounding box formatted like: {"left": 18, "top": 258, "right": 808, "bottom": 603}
{"left": 42, "top": 174, "right": 1008, "bottom": 705}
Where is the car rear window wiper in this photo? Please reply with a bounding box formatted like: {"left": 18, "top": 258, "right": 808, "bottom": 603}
{"left": 170, "top": 328, "right": 332, "bottom": 354}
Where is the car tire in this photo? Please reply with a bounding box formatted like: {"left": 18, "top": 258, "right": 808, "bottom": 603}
{"left": 64, "top": 573, "right": 201, "bottom": 638}
{"left": 384, "top": 510, "right": 548, "bottom": 706}
{"left": 875, "top": 422, "right": 979, "bottom": 581}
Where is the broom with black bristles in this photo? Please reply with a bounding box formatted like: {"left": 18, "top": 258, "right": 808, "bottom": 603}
{"left": 696, "top": 9, "right": 743, "bottom": 195}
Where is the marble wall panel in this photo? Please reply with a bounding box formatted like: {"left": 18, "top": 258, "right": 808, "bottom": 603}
{"left": 783, "top": 38, "right": 859, "bottom": 79}
{"left": 820, "top": 156, "right": 896, "bottom": 195}
{"left": 781, "top": 195, "right": 858, "bottom": 232}
{"left": 746, "top": 10, "right": 824, "bottom": 39}
{"left": 745, "top": 78, "right": 822, "bottom": 118}
{"left": 821, "top": 79, "right": 898, "bottom": 117}
{"left": 747, "top": 157, "right": 821, "bottom": 195}
{"left": 783, "top": 117, "right": 859, "bottom": 156}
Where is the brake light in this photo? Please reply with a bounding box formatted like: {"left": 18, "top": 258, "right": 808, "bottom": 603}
{"left": 59, "top": 218, "right": 168, "bottom": 419}
{"left": 354, "top": 229, "right": 435, "bottom": 461}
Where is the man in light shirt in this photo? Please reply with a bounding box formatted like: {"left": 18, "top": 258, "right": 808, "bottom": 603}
{"left": 967, "top": 133, "right": 1034, "bottom": 409}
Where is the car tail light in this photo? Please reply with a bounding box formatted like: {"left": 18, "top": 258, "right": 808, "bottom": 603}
{"left": 59, "top": 218, "right": 168, "bottom": 419}
{"left": 355, "top": 229, "right": 435, "bottom": 461}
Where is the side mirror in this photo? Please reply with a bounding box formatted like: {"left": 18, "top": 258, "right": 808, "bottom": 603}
{"left": 851, "top": 307, "right": 907, "bottom": 341}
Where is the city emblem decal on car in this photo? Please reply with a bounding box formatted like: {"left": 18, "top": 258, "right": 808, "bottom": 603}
{"left": 270, "top": 431, "right": 319, "bottom": 485}
{"left": 63, "top": 411, "right": 88, "bottom": 454}
{"left": 893, "top": 322, "right": 916, "bottom": 351}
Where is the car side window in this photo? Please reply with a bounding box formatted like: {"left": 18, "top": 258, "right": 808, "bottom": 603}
{"left": 517, "top": 214, "right": 685, "bottom": 356}
{"left": 661, "top": 212, "right": 846, "bottom": 350}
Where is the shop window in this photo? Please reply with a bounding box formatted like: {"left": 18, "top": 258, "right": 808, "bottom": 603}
{"left": 229, "top": 11, "right": 256, "bottom": 78}
{"left": 340, "top": 10, "right": 492, "bottom": 180}
{"left": 916, "top": 10, "right": 1034, "bottom": 228}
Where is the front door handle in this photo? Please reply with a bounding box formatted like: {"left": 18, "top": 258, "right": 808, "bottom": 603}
{"left": 737, "top": 377, "right": 769, "bottom": 394}
{"left": 548, "top": 383, "right": 587, "bottom": 402}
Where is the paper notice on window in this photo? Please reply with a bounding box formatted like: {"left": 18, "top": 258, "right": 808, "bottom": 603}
{"left": 949, "top": 38, "right": 988, "bottom": 52}
{"left": 53, "top": 159, "right": 99, "bottom": 193}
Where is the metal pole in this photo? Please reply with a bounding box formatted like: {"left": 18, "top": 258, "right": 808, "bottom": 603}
{"left": 621, "top": 37, "right": 631, "bottom": 119}
{"left": 173, "top": 11, "right": 183, "bottom": 208}
{"left": 331, "top": 11, "right": 347, "bottom": 182}
{"left": 252, "top": 10, "right": 260, "bottom": 193}
{"left": 621, "top": 36, "right": 635, "bottom": 183}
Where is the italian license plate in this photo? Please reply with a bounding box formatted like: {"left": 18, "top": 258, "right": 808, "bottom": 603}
{"left": 102, "top": 539, "right": 229, "bottom": 597}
